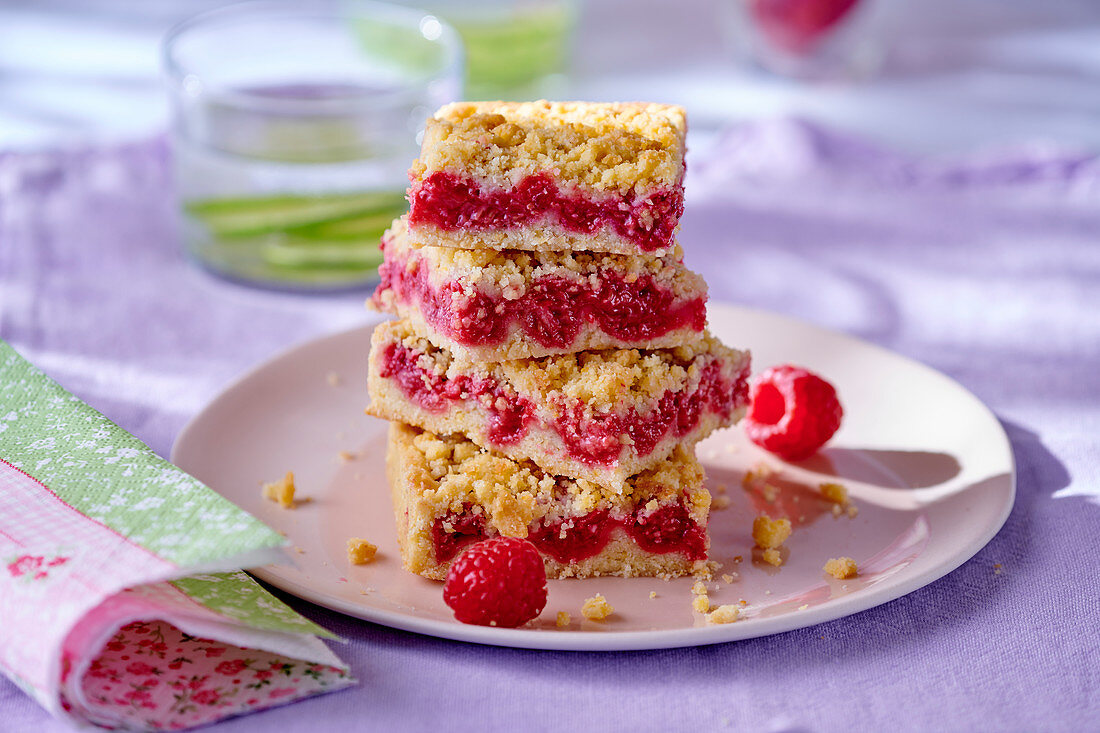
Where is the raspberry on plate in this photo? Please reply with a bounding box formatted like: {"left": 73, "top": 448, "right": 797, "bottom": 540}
{"left": 443, "top": 537, "right": 548, "bottom": 627}
{"left": 742, "top": 364, "right": 843, "bottom": 461}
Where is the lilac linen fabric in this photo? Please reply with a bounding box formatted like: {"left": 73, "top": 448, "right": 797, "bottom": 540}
{"left": 2, "top": 121, "right": 1098, "bottom": 731}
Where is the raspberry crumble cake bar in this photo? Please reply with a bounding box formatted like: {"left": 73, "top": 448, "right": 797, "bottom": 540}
{"left": 405, "top": 101, "right": 686, "bottom": 256}
{"left": 367, "top": 319, "right": 751, "bottom": 489}
{"left": 388, "top": 423, "right": 712, "bottom": 580}
{"left": 371, "top": 216, "right": 708, "bottom": 360}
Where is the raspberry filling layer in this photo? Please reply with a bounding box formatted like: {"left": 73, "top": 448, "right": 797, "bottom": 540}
{"left": 374, "top": 243, "right": 706, "bottom": 350}
{"left": 408, "top": 172, "right": 684, "bottom": 252}
{"left": 431, "top": 502, "right": 706, "bottom": 564}
{"left": 379, "top": 342, "right": 534, "bottom": 444}
{"left": 381, "top": 340, "right": 748, "bottom": 466}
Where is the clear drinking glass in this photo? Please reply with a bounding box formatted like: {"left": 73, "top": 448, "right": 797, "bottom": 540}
{"left": 163, "top": 1, "right": 463, "bottom": 290}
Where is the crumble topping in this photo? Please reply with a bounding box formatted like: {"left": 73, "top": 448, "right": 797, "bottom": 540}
{"left": 413, "top": 101, "right": 686, "bottom": 194}
{"left": 581, "top": 594, "right": 615, "bottom": 621}
{"left": 761, "top": 549, "right": 783, "bottom": 567}
{"left": 262, "top": 471, "right": 297, "bottom": 509}
{"left": 396, "top": 424, "right": 708, "bottom": 532}
{"left": 692, "top": 594, "right": 711, "bottom": 613}
{"left": 382, "top": 216, "right": 697, "bottom": 301}
{"left": 347, "top": 538, "right": 378, "bottom": 565}
{"left": 556, "top": 611, "right": 571, "bottom": 627}
{"left": 819, "top": 481, "right": 848, "bottom": 504}
{"left": 707, "top": 605, "right": 740, "bottom": 624}
{"left": 721, "top": 574, "right": 735, "bottom": 584}
{"left": 824, "top": 557, "right": 858, "bottom": 579}
{"left": 381, "top": 318, "right": 742, "bottom": 415}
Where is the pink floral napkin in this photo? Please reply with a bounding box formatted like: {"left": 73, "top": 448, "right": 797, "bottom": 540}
{"left": 0, "top": 340, "right": 355, "bottom": 730}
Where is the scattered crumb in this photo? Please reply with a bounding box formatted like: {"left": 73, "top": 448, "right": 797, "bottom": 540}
{"left": 716, "top": 483, "right": 728, "bottom": 495}
{"left": 707, "top": 605, "right": 740, "bottom": 624}
{"left": 738, "top": 599, "right": 748, "bottom": 606}
{"left": 762, "top": 548, "right": 783, "bottom": 567}
{"left": 581, "top": 594, "right": 614, "bottom": 621}
{"left": 346, "top": 538, "right": 378, "bottom": 565}
{"left": 831, "top": 504, "right": 843, "bottom": 517}
{"left": 649, "top": 591, "right": 658, "bottom": 599}
{"left": 556, "top": 611, "right": 571, "bottom": 627}
{"left": 295, "top": 547, "right": 305, "bottom": 554}
{"left": 752, "top": 514, "right": 792, "bottom": 549}
{"left": 262, "top": 471, "right": 298, "bottom": 509}
{"left": 691, "top": 580, "right": 708, "bottom": 595}
{"left": 824, "top": 556, "right": 858, "bottom": 579}
{"left": 798, "top": 604, "right": 809, "bottom": 611}
{"left": 359, "top": 590, "right": 369, "bottom": 595}
{"left": 338, "top": 450, "right": 358, "bottom": 463}
{"left": 721, "top": 574, "right": 735, "bottom": 584}
{"left": 764, "top": 590, "right": 772, "bottom": 595}
{"left": 712, "top": 495, "right": 731, "bottom": 510}
{"left": 847, "top": 504, "right": 859, "bottom": 518}
{"left": 326, "top": 371, "right": 342, "bottom": 387}
{"left": 819, "top": 482, "right": 848, "bottom": 504}
{"left": 692, "top": 594, "right": 711, "bottom": 613}
{"left": 277, "top": 529, "right": 288, "bottom": 537}
{"left": 742, "top": 462, "right": 775, "bottom": 488}
{"left": 761, "top": 484, "right": 779, "bottom": 502}
{"left": 993, "top": 563, "right": 1003, "bottom": 575}
{"left": 733, "top": 555, "right": 743, "bottom": 563}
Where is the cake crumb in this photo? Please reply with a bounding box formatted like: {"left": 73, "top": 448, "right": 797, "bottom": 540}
{"left": 692, "top": 594, "right": 711, "bottom": 613}
{"left": 295, "top": 547, "right": 305, "bottom": 554}
{"left": 761, "top": 484, "right": 779, "bottom": 502}
{"left": 691, "top": 580, "right": 708, "bottom": 595}
{"left": 752, "top": 514, "right": 792, "bottom": 549}
{"left": 262, "top": 471, "right": 298, "bottom": 509}
{"left": 824, "top": 556, "right": 858, "bottom": 579}
{"left": 721, "top": 574, "right": 735, "bottom": 584}
{"left": 712, "top": 495, "right": 731, "bottom": 510}
{"left": 346, "top": 538, "right": 378, "bottom": 565}
{"left": 738, "top": 599, "right": 748, "bottom": 606}
{"left": 581, "top": 594, "right": 614, "bottom": 621}
{"left": 556, "top": 611, "right": 571, "bottom": 627}
{"left": 326, "top": 371, "right": 342, "bottom": 387}
{"left": 649, "top": 591, "right": 658, "bottom": 599}
{"left": 831, "top": 503, "right": 843, "bottom": 517}
{"left": 706, "top": 605, "right": 740, "bottom": 624}
{"left": 798, "top": 604, "right": 809, "bottom": 611}
{"left": 742, "top": 462, "right": 774, "bottom": 488}
{"left": 338, "top": 450, "right": 358, "bottom": 463}
{"left": 716, "top": 483, "right": 728, "bottom": 495}
{"left": 993, "top": 563, "right": 1003, "bottom": 575}
{"left": 847, "top": 504, "right": 859, "bottom": 518}
{"left": 733, "top": 555, "right": 743, "bottom": 563}
{"left": 819, "top": 481, "right": 848, "bottom": 504}
{"left": 762, "top": 548, "right": 783, "bottom": 566}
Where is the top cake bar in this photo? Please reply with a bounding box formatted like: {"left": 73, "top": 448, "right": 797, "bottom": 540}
{"left": 406, "top": 101, "right": 687, "bottom": 257}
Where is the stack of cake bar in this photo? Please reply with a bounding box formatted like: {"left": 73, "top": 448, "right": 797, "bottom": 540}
{"left": 367, "top": 101, "right": 751, "bottom": 580}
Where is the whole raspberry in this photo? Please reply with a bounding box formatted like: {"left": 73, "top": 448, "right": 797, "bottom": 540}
{"left": 742, "top": 364, "right": 843, "bottom": 461}
{"left": 443, "top": 537, "right": 548, "bottom": 627}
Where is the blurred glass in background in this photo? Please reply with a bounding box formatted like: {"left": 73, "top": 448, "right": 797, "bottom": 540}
{"left": 163, "top": 0, "right": 462, "bottom": 290}
{"left": 397, "top": 0, "right": 576, "bottom": 100}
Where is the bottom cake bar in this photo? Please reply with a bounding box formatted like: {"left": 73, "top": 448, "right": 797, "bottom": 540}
{"left": 387, "top": 422, "right": 712, "bottom": 581}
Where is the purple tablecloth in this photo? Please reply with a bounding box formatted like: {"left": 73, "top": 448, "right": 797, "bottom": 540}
{"left": 1, "top": 121, "right": 1097, "bottom": 731}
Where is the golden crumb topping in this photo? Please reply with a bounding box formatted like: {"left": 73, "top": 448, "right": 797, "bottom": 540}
{"left": 346, "top": 538, "right": 378, "bottom": 565}
{"left": 383, "top": 216, "right": 699, "bottom": 302}
{"left": 262, "top": 471, "right": 297, "bottom": 509}
{"left": 762, "top": 548, "right": 783, "bottom": 567}
{"left": 692, "top": 594, "right": 711, "bottom": 613}
{"left": 707, "top": 605, "right": 741, "bottom": 624}
{"left": 412, "top": 101, "right": 686, "bottom": 194}
{"left": 382, "top": 318, "right": 741, "bottom": 414}
{"left": 824, "top": 557, "right": 858, "bottom": 579}
{"left": 556, "top": 611, "right": 571, "bottom": 627}
{"left": 581, "top": 594, "right": 615, "bottom": 621}
{"left": 394, "top": 424, "right": 705, "bottom": 533}
{"left": 752, "top": 514, "right": 792, "bottom": 550}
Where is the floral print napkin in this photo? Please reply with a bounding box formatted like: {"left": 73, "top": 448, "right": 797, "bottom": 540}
{"left": 0, "top": 340, "right": 354, "bottom": 730}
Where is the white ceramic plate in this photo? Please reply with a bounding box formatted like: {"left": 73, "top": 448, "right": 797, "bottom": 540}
{"left": 171, "top": 304, "right": 1014, "bottom": 651}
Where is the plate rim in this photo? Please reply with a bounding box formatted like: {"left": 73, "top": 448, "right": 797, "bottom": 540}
{"left": 171, "top": 303, "right": 1016, "bottom": 651}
